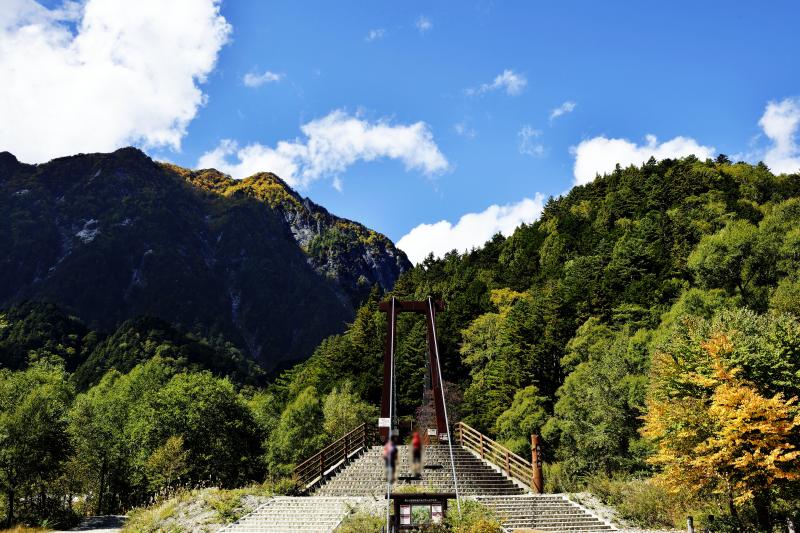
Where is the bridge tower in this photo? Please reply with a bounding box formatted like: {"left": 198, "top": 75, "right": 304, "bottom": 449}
{"left": 378, "top": 298, "right": 446, "bottom": 441}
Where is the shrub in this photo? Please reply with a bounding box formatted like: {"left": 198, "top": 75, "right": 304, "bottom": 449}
{"left": 265, "top": 477, "right": 301, "bottom": 496}
{"left": 543, "top": 462, "right": 578, "bottom": 493}
{"left": 335, "top": 510, "right": 384, "bottom": 533}
{"left": 446, "top": 500, "right": 503, "bottom": 533}
{"left": 587, "top": 474, "right": 687, "bottom": 529}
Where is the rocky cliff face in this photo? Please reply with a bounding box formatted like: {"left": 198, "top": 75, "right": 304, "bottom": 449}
{"left": 0, "top": 147, "right": 410, "bottom": 369}
{"left": 174, "top": 167, "right": 411, "bottom": 309}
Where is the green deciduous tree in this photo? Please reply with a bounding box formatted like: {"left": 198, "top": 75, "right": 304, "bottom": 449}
{"left": 130, "top": 371, "right": 263, "bottom": 488}
{"left": 544, "top": 324, "right": 650, "bottom": 477}
{"left": 494, "top": 385, "right": 548, "bottom": 457}
{"left": 145, "top": 435, "right": 190, "bottom": 494}
{"left": 688, "top": 220, "right": 762, "bottom": 299}
{"left": 0, "top": 362, "right": 73, "bottom": 525}
{"left": 322, "top": 381, "right": 378, "bottom": 440}
{"left": 266, "top": 386, "right": 325, "bottom": 475}
{"left": 69, "top": 356, "right": 176, "bottom": 512}
{"left": 643, "top": 309, "right": 800, "bottom": 530}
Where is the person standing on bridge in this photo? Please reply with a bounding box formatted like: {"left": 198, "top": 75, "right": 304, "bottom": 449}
{"left": 411, "top": 431, "right": 423, "bottom": 477}
{"left": 383, "top": 436, "right": 398, "bottom": 482}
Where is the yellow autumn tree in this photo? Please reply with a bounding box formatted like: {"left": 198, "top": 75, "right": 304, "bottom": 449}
{"left": 643, "top": 328, "right": 800, "bottom": 529}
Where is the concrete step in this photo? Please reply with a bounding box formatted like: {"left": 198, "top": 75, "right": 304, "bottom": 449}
{"left": 300, "top": 445, "right": 616, "bottom": 532}
{"left": 476, "top": 495, "right": 617, "bottom": 532}
{"left": 217, "top": 497, "right": 365, "bottom": 533}
{"left": 314, "top": 444, "right": 525, "bottom": 498}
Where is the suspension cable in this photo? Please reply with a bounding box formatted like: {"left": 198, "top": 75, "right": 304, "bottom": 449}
{"left": 428, "top": 296, "right": 461, "bottom": 514}
{"left": 385, "top": 296, "right": 396, "bottom": 531}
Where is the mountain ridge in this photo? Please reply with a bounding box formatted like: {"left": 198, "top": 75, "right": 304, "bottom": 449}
{"left": 0, "top": 147, "right": 410, "bottom": 370}
{"left": 164, "top": 162, "right": 410, "bottom": 307}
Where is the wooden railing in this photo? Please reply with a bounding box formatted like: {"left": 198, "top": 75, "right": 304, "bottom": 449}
{"left": 455, "top": 421, "right": 539, "bottom": 492}
{"left": 293, "top": 422, "right": 374, "bottom": 490}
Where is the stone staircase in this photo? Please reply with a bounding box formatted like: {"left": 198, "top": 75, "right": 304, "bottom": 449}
{"left": 219, "top": 444, "right": 618, "bottom": 532}
{"left": 217, "top": 496, "right": 365, "bottom": 533}
{"left": 314, "top": 444, "right": 525, "bottom": 497}
{"left": 477, "top": 494, "right": 616, "bottom": 532}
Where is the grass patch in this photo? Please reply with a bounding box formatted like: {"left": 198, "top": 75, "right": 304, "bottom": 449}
{"left": 446, "top": 500, "right": 504, "bottom": 533}
{"left": 124, "top": 493, "right": 188, "bottom": 533}
{"left": 204, "top": 485, "right": 272, "bottom": 523}
{"left": 335, "top": 510, "right": 384, "bottom": 533}
{"left": 123, "top": 479, "right": 299, "bottom": 533}
{"left": 587, "top": 474, "right": 690, "bottom": 529}
{"left": 123, "top": 482, "right": 286, "bottom": 533}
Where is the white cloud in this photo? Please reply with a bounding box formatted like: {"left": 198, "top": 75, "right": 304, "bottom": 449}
{"left": 549, "top": 101, "right": 577, "bottom": 121}
{"left": 0, "top": 0, "right": 230, "bottom": 163}
{"left": 467, "top": 69, "right": 527, "bottom": 97}
{"left": 397, "top": 195, "right": 545, "bottom": 264}
{"left": 415, "top": 15, "right": 432, "bottom": 34}
{"left": 759, "top": 97, "right": 800, "bottom": 175}
{"left": 571, "top": 134, "right": 715, "bottom": 185}
{"left": 365, "top": 28, "right": 386, "bottom": 42}
{"left": 198, "top": 109, "right": 449, "bottom": 187}
{"left": 243, "top": 70, "right": 283, "bottom": 88}
{"left": 453, "top": 121, "right": 477, "bottom": 139}
{"left": 519, "top": 125, "right": 545, "bottom": 157}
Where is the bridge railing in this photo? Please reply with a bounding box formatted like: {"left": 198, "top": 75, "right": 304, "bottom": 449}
{"left": 293, "top": 422, "right": 374, "bottom": 491}
{"left": 455, "top": 421, "right": 536, "bottom": 491}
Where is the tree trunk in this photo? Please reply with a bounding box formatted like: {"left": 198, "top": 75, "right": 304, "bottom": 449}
{"left": 728, "top": 490, "right": 740, "bottom": 530}
{"left": 6, "top": 489, "right": 14, "bottom": 527}
{"left": 754, "top": 490, "right": 771, "bottom": 532}
{"left": 97, "top": 459, "right": 107, "bottom": 516}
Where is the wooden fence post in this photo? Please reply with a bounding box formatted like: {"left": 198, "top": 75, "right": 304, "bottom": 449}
{"left": 479, "top": 433, "right": 485, "bottom": 459}
{"left": 531, "top": 434, "right": 543, "bottom": 494}
{"left": 505, "top": 450, "right": 510, "bottom": 477}
{"left": 319, "top": 451, "right": 324, "bottom": 481}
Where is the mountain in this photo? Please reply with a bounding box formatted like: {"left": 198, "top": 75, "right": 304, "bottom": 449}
{"left": 0, "top": 147, "right": 410, "bottom": 370}
{"left": 168, "top": 163, "right": 409, "bottom": 308}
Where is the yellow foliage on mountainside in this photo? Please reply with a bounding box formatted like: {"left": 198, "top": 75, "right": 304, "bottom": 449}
{"left": 160, "top": 162, "right": 392, "bottom": 252}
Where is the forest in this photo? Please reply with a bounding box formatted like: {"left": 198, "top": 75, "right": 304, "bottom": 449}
{"left": 2, "top": 155, "right": 799, "bottom": 531}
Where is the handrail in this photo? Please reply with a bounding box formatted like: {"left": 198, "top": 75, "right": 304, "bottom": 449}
{"left": 455, "top": 421, "right": 536, "bottom": 491}
{"left": 293, "top": 422, "right": 374, "bottom": 490}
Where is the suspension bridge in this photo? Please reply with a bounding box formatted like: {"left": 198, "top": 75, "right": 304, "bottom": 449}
{"left": 220, "top": 298, "right": 616, "bottom": 532}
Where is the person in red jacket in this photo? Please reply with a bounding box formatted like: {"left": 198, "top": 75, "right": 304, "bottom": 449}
{"left": 411, "top": 431, "right": 423, "bottom": 477}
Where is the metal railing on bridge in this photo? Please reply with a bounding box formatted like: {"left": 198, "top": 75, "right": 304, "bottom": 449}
{"left": 455, "top": 421, "right": 541, "bottom": 492}
{"left": 293, "top": 422, "right": 375, "bottom": 491}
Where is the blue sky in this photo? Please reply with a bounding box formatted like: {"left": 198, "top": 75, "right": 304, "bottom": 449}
{"left": 3, "top": 1, "right": 800, "bottom": 262}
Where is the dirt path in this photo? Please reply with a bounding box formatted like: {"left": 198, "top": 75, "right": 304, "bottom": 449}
{"left": 51, "top": 515, "right": 126, "bottom": 533}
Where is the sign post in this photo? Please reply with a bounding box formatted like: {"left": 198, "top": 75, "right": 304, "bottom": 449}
{"left": 391, "top": 493, "right": 454, "bottom": 530}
